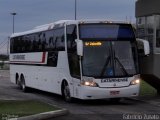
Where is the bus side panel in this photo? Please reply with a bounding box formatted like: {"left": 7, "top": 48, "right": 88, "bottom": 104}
{"left": 10, "top": 64, "right": 62, "bottom": 94}
{"left": 36, "top": 67, "right": 61, "bottom": 94}
{"left": 35, "top": 52, "right": 74, "bottom": 96}
{"left": 10, "top": 64, "right": 39, "bottom": 88}
{"left": 10, "top": 52, "right": 74, "bottom": 97}
{"left": 10, "top": 64, "right": 17, "bottom": 84}
{"left": 57, "top": 52, "right": 74, "bottom": 97}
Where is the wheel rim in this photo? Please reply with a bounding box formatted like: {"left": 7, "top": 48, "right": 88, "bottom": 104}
{"left": 21, "top": 77, "right": 26, "bottom": 91}
{"left": 22, "top": 82, "right": 25, "bottom": 90}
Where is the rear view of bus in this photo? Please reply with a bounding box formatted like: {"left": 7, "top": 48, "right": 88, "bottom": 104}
{"left": 73, "top": 22, "right": 140, "bottom": 100}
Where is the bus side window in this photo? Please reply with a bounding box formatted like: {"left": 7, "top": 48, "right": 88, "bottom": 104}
{"left": 48, "top": 36, "right": 54, "bottom": 51}
{"left": 25, "top": 35, "right": 32, "bottom": 52}
{"left": 47, "top": 51, "right": 58, "bottom": 67}
{"left": 16, "top": 38, "right": 19, "bottom": 53}
{"left": 67, "top": 25, "right": 80, "bottom": 78}
{"left": 17, "top": 37, "right": 23, "bottom": 53}
{"left": 35, "top": 33, "right": 40, "bottom": 52}
{"left": 156, "top": 29, "right": 160, "bottom": 47}
{"left": 54, "top": 28, "right": 65, "bottom": 51}
{"left": 48, "top": 30, "right": 56, "bottom": 51}
{"left": 10, "top": 38, "right": 14, "bottom": 53}
{"left": 67, "top": 25, "right": 77, "bottom": 52}
{"left": 38, "top": 32, "right": 42, "bottom": 51}
{"left": 45, "top": 30, "right": 52, "bottom": 51}
{"left": 11, "top": 37, "right": 17, "bottom": 53}
{"left": 41, "top": 32, "right": 47, "bottom": 51}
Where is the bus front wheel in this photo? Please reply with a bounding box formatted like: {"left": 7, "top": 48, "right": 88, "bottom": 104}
{"left": 62, "top": 81, "right": 72, "bottom": 102}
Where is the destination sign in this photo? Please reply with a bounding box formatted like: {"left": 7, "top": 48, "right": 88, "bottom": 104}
{"left": 85, "top": 41, "right": 102, "bottom": 46}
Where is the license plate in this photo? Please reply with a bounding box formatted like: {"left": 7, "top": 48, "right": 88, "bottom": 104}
{"left": 110, "top": 91, "right": 120, "bottom": 95}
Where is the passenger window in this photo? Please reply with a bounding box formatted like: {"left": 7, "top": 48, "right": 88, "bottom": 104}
{"left": 53, "top": 28, "right": 65, "bottom": 51}
{"left": 67, "top": 25, "right": 77, "bottom": 52}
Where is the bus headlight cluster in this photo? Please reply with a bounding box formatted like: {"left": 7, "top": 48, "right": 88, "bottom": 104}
{"left": 130, "top": 75, "right": 140, "bottom": 85}
{"left": 130, "top": 79, "right": 140, "bottom": 85}
{"left": 81, "top": 80, "right": 99, "bottom": 87}
{"left": 81, "top": 77, "right": 99, "bottom": 87}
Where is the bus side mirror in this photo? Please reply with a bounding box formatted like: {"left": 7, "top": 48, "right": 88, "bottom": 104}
{"left": 136, "top": 38, "right": 150, "bottom": 56}
{"left": 75, "top": 39, "right": 83, "bottom": 56}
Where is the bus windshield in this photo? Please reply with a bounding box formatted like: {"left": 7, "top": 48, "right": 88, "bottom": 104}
{"left": 80, "top": 24, "right": 138, "bottom": 78}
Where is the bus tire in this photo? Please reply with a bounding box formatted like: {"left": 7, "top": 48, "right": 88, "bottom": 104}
{"left": 20, "top": 75, "right": 27, "bottom": 92}
{"left": 62, "top": 81, "right": 72, "bottom": 102}
{"left": 15, "top": 73, "right": 21, "bottom": 88}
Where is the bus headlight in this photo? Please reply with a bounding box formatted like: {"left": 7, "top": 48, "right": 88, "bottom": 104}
{"left": 81, "top": 80, "right": 99, "bottom": 87}
{"left": 81, "top": 77, "right": 99, "bottom": 87}
{"left": 130, "top": 75, "right": 141, "bottom": 85}
{"left": 130, "top": 79, "right": 140, "bottom": 85}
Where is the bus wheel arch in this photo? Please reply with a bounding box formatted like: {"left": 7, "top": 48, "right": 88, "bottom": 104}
{"left": 61, "top": 80, "right": 72, "bottom": 102}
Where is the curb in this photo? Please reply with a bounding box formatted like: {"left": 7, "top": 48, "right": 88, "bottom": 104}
{"left": 9, "top": 109, "right": 69, "bottom": 120}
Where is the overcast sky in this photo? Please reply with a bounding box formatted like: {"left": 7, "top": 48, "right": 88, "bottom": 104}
{"left": 0, "top": 0, "right": 136, "bottom": 54}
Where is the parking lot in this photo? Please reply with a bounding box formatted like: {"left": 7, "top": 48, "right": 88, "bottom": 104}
{"left": 0, "top": 70, "right": 160, "bottom": 120}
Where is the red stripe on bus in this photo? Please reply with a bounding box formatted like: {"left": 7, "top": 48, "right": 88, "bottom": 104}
{"left": 41, "top": 52, "right": 46, "bottom": 63}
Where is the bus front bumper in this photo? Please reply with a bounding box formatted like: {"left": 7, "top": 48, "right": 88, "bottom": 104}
{"left": 78, "top": 85, "right": 140, "bottom": 100}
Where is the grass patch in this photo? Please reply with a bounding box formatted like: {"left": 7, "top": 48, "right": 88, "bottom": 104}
{"left": 140, "top": 80, "right": 157, "bottom": 96}
{"left": 0, "top": 100, "right": 59, "bottom": 119}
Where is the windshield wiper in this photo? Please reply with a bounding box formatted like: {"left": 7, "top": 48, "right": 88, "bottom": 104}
{"left": 114, "top": 57, "right": 129, "bottom": 76}
{"left": 100, "top": 56, "right": 111, "bottom": 76}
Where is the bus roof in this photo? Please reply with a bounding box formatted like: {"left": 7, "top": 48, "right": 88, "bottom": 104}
{"left": 10, "top": 19, "right": 130, "bottom": 38}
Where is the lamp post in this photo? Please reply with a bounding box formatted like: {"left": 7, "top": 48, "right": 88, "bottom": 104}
{"left": 11, "top": 12, "right": 17, "bottom": 33}
{"left": 75, "top": 0, "right": 77, "bottom": 20}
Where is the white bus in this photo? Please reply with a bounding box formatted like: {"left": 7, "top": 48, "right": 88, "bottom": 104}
{"left": 10, "top": 20, "right": 149, "bottom": 102}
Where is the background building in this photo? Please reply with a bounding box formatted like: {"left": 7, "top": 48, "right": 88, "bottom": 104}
{"left": 136, "top": 0, "right": 160, "bottom": 53}
{"left": 135, "top": 0, "right": 160, "bottom": 94}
